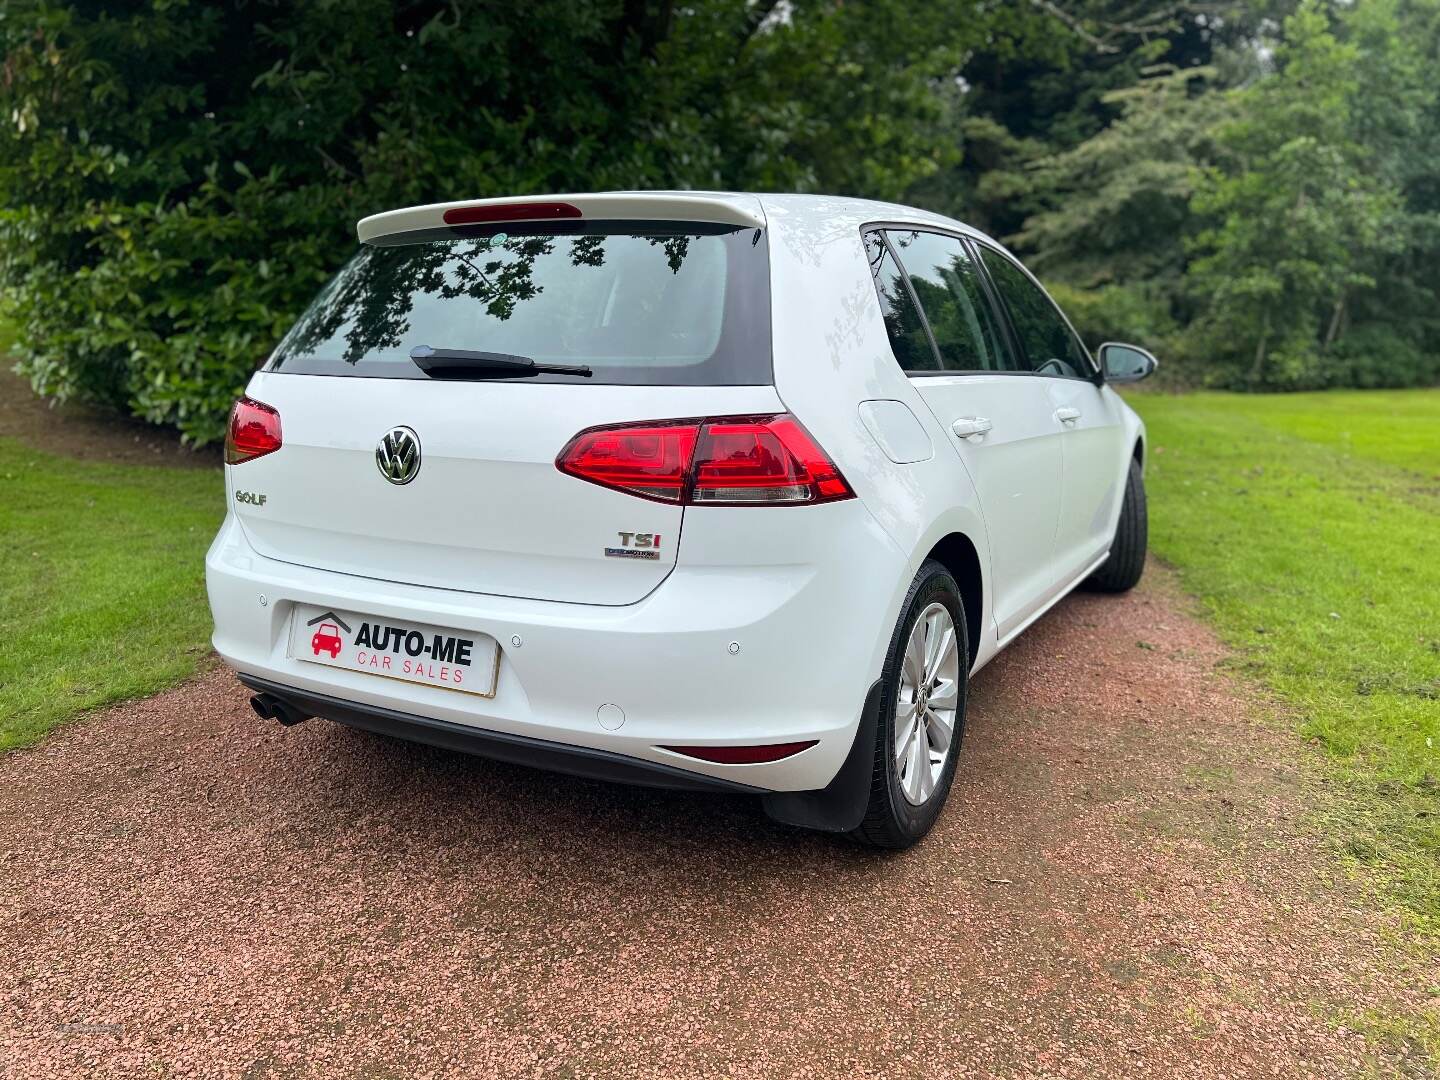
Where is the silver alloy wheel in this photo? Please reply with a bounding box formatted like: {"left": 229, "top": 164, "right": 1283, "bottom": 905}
{"left": 895, "top": 601, "right": 961, "bottom": 806}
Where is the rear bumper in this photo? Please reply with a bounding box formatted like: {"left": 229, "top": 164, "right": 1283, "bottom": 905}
{"left": 205, "top": 504, "right": 910, "bottom": 794}
{"left": 240, "top": 674, "right": 767, "bottom": 795}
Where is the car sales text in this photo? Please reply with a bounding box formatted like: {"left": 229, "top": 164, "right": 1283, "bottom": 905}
{"left": 353, "top": 622, "right": 474, "bottom": 684}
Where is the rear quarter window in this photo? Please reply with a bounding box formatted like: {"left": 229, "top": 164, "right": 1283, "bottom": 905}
{"left": 883, "top": 230, "right": 1018, "bottom": 373}
{"left": 864, "top": 232, "right": 940, "bottom": 372}
{"left": 269, "top": 221, "right": 771, "bottom": 386}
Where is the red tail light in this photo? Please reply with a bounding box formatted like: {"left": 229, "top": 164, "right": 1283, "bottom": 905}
{"left": 225, "top": 396, "right": 282, "bottom": 465}
{"left": 555, "top": 421, "right": 699, "bottom": 502}
{"left": 556, "top": 415, "right": 854, "bottom": 506}
{"left": 661, "top": 741, "right": 819, "bottom": 764}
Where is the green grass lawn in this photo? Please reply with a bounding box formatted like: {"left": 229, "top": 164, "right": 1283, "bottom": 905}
{"left": 0, "top": 438, "right": 222, "bottom": 749}
{"left": 1132, "top": 389, "right": 1440, "bottom": 925}
{"left": 2, "top": 382, "right": 1437, "bottom": 932}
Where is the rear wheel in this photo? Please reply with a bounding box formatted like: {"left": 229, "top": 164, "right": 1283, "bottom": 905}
{"left": 850, "top": 560, "right": 969, "bottom": 849}
{"left": 1086, "top": 456, "right": 1147, "bottom": 593}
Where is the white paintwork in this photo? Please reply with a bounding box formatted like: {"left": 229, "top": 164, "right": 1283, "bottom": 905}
{"left": 208, "top": 191, "right": 1146, "bottom": 795}
{"left": 1045, "top": 377, "right": 1129, "bottom": 582}
{"left": 858, "top": 400, "right": 933, "bottom": 464}
{"left": 358, "top": 191, "right": 767, "bottom": 244}
{"left": 234, "top": 379, "right": 782, "bottom": 605}
{"left": 905, "top": 374, "right": 1065, "bottom": 639}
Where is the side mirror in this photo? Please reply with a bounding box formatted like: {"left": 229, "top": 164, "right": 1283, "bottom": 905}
{"left": 1098, "top": 342, "right": 1158, "bottom": 384}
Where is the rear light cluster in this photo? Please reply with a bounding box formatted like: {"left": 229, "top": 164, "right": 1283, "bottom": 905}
{"left": 556, "top": 414, "right": 853, "bottom": 507}
{"left": 225, "top": 396, "right": 282, "bottom": 464}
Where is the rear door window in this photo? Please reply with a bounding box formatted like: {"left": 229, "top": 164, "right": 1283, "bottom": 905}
{"left": 884, "top": 230, "right": 1018, "bottom": 373}
{"left": 975, "top": 244, "right": 1092, "bottom": 379}
{"left": 268, "top": 222, "right": 771, "bottom": 385}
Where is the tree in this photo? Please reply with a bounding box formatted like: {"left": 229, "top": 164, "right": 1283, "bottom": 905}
{"left": 4, "top": 0, "right": 1436, "bottom": 442}
{"left": 909, "top": 0, "right": 1257, "bottom": 239}
{"left": 1187, "top": 0, "right": 1431, "bottom": 388}
{"left": 1010, "top": 63, "right": 1233, "bottom": 290}
{"left": 0, "top": 0, "right": 1044, "bottom": 444}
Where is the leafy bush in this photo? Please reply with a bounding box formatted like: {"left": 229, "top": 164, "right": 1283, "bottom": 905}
{"left": 1015, "top": 1, "right": 1440, "bottom": 392}
{"left": 1045, "top": 281, "right": 1177, "bottom": 355}
{"left": 1, "top": 0, "right": 1046, "bottom": 445}
{"left": 1322, "top": 327, "right": 1440, "bottom": 390}
{"left": 6, "top": 0, "right": 1436, "bottom": 446}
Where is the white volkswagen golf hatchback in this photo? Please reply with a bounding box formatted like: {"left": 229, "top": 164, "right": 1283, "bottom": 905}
{"left": 207, "top": 192, "right": 1156, "bottom": 847}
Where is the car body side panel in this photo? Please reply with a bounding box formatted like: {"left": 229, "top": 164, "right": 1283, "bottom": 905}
{"left": 906, "top": 374, "right": 1066, "bottom": 641}
{"left": 1046, "top": 377, "right": 1127, "bottom": 581}
{"left": 1100, "top": 384, "right": 1146, "bottom": 520}
{"left": 948, "top": 221, "right": 1147, "bottom": 577}
{"left": 759, "top": 194, "right": 999, "bottom": 671}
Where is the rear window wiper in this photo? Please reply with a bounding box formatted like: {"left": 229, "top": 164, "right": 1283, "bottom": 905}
{"left": 409, "top": 345, "right": 593, "bottom": 378}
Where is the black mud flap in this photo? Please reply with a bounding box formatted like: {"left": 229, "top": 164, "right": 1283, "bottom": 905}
{"left": 760, "top": 679, "right": 882, "bottom": 834}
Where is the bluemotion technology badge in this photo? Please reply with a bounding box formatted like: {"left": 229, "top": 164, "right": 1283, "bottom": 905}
{"left": 376, "top": 426, "right": 421, "bottom": 485}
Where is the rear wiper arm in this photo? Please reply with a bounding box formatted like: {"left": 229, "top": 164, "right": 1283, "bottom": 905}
{"left": 409, "top": 345, "right": 592, "bottom": 378}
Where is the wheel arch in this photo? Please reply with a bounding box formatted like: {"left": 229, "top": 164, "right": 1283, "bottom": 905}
{"left": 763, "top": 523, "right": 988, "bottom": 836}
{"left": 920, "top": 532, "right": 984, "bottom": 672}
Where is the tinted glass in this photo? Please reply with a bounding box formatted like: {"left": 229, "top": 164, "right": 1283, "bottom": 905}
{"left": 887, "top": 230, "right": 1016, "bottom": 372}
{"left": 865, "top": 232, "right": 939, "bottom": 372}
{"left": 977, "top": 246, "right": 1091, "bottom": 378}
{"left": 269, "top": 222, "right": 771, "bottom": 385}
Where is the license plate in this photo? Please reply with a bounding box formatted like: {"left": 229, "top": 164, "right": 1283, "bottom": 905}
{"left": 288, "top": 605, "right": 499, "bottom": 698}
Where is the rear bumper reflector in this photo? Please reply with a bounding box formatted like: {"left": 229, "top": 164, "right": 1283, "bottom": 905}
{"left": 661, "top": 741, "right": 819, "bottom": 765}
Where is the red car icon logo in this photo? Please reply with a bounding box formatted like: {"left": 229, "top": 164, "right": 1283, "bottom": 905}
{"left": 310, "top": 622, "right": 343, "bottom": 658}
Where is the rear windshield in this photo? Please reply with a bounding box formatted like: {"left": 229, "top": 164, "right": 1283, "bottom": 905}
{"left": 268, "top": 220, "right": 771, "bottom": 385}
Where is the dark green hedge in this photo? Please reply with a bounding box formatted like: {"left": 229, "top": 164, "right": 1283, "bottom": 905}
{"left": 0, "top": 0, "right": 1054, "bottom": 444}
{"left": 12, "top": 2, "right": 1427, "bottom": 444}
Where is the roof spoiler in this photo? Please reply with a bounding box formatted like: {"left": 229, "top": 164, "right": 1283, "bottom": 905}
{"left": 358, "top": 192, "right": 766, "bottom": 243}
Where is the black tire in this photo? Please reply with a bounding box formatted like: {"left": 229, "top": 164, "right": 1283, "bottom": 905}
{"left": 849, "top": 560, "right": 969, "bottom": 850}
{"left": 1087, "top": 456, "right": 1147, "bottom": 593}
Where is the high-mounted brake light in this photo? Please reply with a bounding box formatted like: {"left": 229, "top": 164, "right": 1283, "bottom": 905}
{"left": 225, "top": 396, "right": 282, "bottom": 464}
{"left": 555, "top": 415, "right": 854, "bottom": 507}
{"left": 442, "top": 202, "right": 583, "bottom": 226}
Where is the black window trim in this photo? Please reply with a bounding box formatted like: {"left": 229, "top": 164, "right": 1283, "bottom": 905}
{"left": 864, "top": 222, "right": 1031, "bottom": 379}
{"left": 861, "top": 220, "right": 1101, "bottom": 384}
{"left": 966, "top": 236, "right": 1101, "bottom": 384}
{"left": 958, "top": 234, "right": 1028, "bottom": 375}
{"left": 867, "top": 229, "right": 946, "bottom": 374}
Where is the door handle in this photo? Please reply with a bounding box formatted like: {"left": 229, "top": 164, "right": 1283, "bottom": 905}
{"left": 1055, "top": 407, "right": 1081, "bottom": 425}
{"left": 952, "top": 416, "right": 992, "bottom": 439}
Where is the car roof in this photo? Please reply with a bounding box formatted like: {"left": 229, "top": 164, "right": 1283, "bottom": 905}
{"left": 357, "top": 191, "right": 1002, "bottom": 251}
{"left": 755, "top": 192, "right": 994, "bottom": 240}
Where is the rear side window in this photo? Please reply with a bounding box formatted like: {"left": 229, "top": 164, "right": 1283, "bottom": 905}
{"left": 975, "top": 245, "right": 1092, "bottom": 379}
{"left": 885, "top": 230, "right": 1017, "bottom": 373}
{"left": 268, "top": 221, "right": 771, "bottom": 385}
{"left": 864, "top": 232, "right": 939, "bottom": 372}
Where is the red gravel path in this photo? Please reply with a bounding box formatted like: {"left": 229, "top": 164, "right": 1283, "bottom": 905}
{"left": 0, "top": 569, "right": 1426, "bottom": 1078}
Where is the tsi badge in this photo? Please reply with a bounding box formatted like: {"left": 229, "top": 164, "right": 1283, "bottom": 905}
{"left": 605, "top": 531, "right": 661, "bottom": 561}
